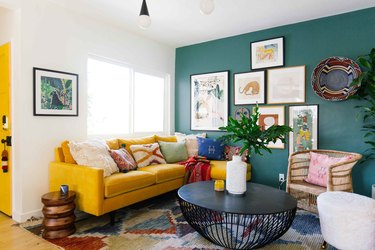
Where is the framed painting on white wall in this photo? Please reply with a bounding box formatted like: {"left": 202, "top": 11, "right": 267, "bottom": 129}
{"left": 190, "top": 71, "right": 229, "bottom": 131}
{"left": 33, "top": 67, "right": 78, "bottom": 116}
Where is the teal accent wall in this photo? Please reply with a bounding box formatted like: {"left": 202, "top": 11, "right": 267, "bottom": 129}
{"left": 175, "top": 7, "right": 375, "bottom": 196}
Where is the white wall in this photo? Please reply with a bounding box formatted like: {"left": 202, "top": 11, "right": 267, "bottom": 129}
{"left": 4, "top": 0, "right": 175, "bottom": 222}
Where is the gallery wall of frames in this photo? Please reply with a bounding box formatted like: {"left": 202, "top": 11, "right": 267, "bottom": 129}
{"left": 175, "top": 7, "right": 375, "bottom": 196}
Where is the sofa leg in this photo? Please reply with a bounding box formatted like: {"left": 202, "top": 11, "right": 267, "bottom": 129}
{"left": 321, "top": 241, "right": 327, "bottom": 249}
{"left": 110, "top": 211, "right": 116, "bottom": 226}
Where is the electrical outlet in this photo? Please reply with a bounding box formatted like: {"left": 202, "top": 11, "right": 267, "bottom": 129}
{"left": 279, "top": 173, "right": 285, "bottom": 182}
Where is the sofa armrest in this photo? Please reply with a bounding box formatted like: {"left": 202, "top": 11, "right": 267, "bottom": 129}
{"left": 49, "top": 162, "right": 105, "bottom": 216}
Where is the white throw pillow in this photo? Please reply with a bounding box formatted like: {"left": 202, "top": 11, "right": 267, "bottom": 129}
{"left": 175, "top": 132, "right": 206, "bottom": 157}
{"left": 69, "top": 139, "right": 118, "bottom": 177}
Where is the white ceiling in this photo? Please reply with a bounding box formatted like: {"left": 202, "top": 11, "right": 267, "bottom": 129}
{"left": 47, "top": 0, "right": 375, "bottom": 48}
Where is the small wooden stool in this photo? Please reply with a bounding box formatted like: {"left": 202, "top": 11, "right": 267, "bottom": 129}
{"left": 41, "top": 191, "right": 76, "bottom": 239}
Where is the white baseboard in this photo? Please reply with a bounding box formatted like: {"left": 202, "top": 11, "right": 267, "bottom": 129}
{"left": 12, "top": 208, "right": 42, "bottom": 223}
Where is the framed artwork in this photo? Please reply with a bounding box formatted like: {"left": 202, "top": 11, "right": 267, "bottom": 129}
{"left": 234, "top": 71, "right": 265, "bottom": 105}
{"left": 234, "top": 107, "right": 250, "bottom": 121}
{"left": 267, "top": 65, "right": 306, "bottom": 104}
{"left": 33, "top": 67, "right": 78, "bottom": 116}
{"left": 251, "top": 37, "right": 284, "bottom": 70}
{"left": 255, "top": 105, "right": 285, "bottom": 149}
{"left": 191, "top": 71, "right": 229, "bottom": 131}
{"left": 289, "top": 105, "right": 319, "bottom": 153}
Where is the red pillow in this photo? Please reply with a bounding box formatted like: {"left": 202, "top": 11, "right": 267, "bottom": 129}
{"left": 109, "top": 148, "right": 137, "bottom": 172}
{"left": 224, "top": 146, "right": 248, "bottom": 162}
{"left": 304, "top": 152, "right": 352, "bottom": 187}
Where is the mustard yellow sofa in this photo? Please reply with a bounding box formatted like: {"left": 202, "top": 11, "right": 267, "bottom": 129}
{"left": 49, "top": 135, "right": 251, "bottom": 217}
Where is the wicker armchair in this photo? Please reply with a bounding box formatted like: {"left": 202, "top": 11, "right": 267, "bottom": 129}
{"left": 286, "top": 150, "right": 362, "bottom": 213}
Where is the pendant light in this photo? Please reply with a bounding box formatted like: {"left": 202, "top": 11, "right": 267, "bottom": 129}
{"left": 138, "top": 0, "right": 151, "bottom": 29}
{"left": 200, "top": 0, "right": 215, "bottom": 15}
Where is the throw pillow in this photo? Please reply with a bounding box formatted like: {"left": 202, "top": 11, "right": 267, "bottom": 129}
{"left": 109, "top": 148, "right": 137, "bottom": 172}
{"left": 61, "top": 140, "right": 76, "bottom": 164}
{"left": 304, "top": 152, "right": 352, "bottom": 187}
{"left": 158, "top": 141, "right": 188, "bottom": 163}
{"left": 197, "top": 137, "right": 224, "bottom": 160}
{"left": 118, "top": 136, "right": 156, "bottom": 157}
{"left": 69, "top": 139, "right": 119, "bottom": 177}
{"left": 130, "top": 143, "right": 167, "bottom": 168}
{"left": 175, "top": 132, "right": 207, "bottom": 157}
{"left": 224, "top": 145, "right": 248, "bottom": 162}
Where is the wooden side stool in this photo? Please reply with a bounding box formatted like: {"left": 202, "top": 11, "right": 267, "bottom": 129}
{"left": 41, "top": 191, "right": 76, "bottom": 239}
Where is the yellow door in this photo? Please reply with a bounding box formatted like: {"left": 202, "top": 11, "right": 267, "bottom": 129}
{"left": 0, "top": 42, "right": 12, "bottom": 216}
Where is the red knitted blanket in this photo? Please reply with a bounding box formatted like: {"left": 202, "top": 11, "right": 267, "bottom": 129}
{"left": 179, "top": 156, "right": 211, "bottom": 184}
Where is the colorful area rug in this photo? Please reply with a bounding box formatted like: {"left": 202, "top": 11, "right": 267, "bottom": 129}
{"left": 20, "top": 192, "right": 332, "bottom": 250}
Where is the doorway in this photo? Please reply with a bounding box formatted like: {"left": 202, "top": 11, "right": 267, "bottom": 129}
{"left": 0, "top": 42, "right": 12, "bottom": 216}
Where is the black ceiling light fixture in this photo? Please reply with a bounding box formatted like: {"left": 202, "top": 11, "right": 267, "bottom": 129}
{"left": 138, "top": 0, "right": 151, "bottom": 29}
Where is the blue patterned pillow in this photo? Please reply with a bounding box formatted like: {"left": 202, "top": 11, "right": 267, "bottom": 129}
{"left": 197, "top": 137, "right": 224, "bottom": 160}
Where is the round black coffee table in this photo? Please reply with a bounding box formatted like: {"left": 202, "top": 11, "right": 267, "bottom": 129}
{"left": 178, "top": 181, "right": 297, "bottom": 249}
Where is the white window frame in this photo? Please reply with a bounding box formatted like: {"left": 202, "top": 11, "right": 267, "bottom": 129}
{"left": 87, "top": 55, "right": 171, "bottom": 138}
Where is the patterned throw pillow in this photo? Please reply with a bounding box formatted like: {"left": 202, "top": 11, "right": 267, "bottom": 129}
{"left": 175, "top": 132, "right": 206, "bottom": 157}
{"left": 197, "top": 137, "right": 224, "bottom": 160}
{"left": 304, "top": 152, "right": 352, "bottom": 187}
{"left": 69, "top": 139, "right": 119, "bottom": 177}
{"left": 224, "top": 146, "right": 248, "bottom": 162}
{"left": 109, "top": 148, "right": 137, "bottom": 172}
{"left": 130, "top": 143, "right": 167, "bottom": 168}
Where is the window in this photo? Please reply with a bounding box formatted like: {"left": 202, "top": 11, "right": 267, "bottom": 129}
{"left": 87, "top": 57, "right": 170, "bottom": 137}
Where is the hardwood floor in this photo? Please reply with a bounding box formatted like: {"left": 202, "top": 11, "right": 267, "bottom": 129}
{"left": 0, "top": 212, "right": 60, "bottom": 250}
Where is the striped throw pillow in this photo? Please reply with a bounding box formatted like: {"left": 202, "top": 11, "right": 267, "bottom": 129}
{"left": 130, "top": 143, "right": 166, "bottom": 168}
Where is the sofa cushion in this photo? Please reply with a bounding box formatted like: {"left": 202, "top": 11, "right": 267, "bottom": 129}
{"left": 69, "top": 139, "right": 119, "bottom": 177}
{"left": 104, "top": 171, "right": 156, "bottom": 198}
{"left": 210, "top": 160, "right": 251, "bottom": 181}
{"left": 304, "top": 152, "right": 352, "bottom": 187}
{"left": 118, "top": 136, "right": 156, "bottom": 157}
{"left": 138, "top": 164, "right": 185, "bottom": 183}
{"left": 130, "top": 143, "right": 167, "bottom": 168}
{"left": 158, "top": 141, "right": 188, "bottom": 163}
{"left": 197, "top": 137, "right": 225, "bottom": 160}
{"left": 155, "top": 135, "right": 177, "bottom": 142}
{"left": 106, "top": 138, "right": 119, "bottom": 150}
{"left": 224, "top": 145, "right": 248, "bottom": 162}
{"left": 61, "top": 140, "right": 76, "bottom": 164}
{"left": 175, "top": 132, "right": 206, "bottom": 157}
{"left": 109, "top": 148, "right": 137, "bottom": 172}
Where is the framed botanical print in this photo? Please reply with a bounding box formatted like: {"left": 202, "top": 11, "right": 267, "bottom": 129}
{"left": 33, "top": 67, "right": 78, "bottom": 116}
{"left": 234, "top": 71, "right": 265, "bottom": 105}
{"left": 267, "top": 65, "right": 306, "bottom": 104}
{"left": 251, "top": 37, "right": 284, "bottom": 70}
{"left": 255, "top": 105, "right": 285, "bottom": 149}
{"left": 191, "top": 71, "right": 229, "bottom": 131}
{"left": 289, "top": 105, "right": 319, "bottom": 153}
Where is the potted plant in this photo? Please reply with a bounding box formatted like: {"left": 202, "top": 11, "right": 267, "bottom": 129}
{"left": 218, "top": 105, "right": 291, "bottom": 194}
{"left": 351, "top": 48, "right": 375, "bottom": 160}
{"left": 219, "top": 105, "right": 292, "bottom": 158}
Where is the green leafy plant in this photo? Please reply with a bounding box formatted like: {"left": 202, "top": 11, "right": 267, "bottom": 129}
{"left": 219, "top": 105, "right": 292, "bottom": 157}
{"left": 351, "top": 48, "right": 375, "bottom": 160}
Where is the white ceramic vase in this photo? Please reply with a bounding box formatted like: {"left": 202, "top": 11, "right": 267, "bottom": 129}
{"left": 226, "top": 155, "right": 247, "bottom": 195}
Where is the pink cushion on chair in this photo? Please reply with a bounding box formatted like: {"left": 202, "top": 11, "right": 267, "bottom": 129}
{"left": 304, "top": 152, "right": 352, "bottom": 187}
